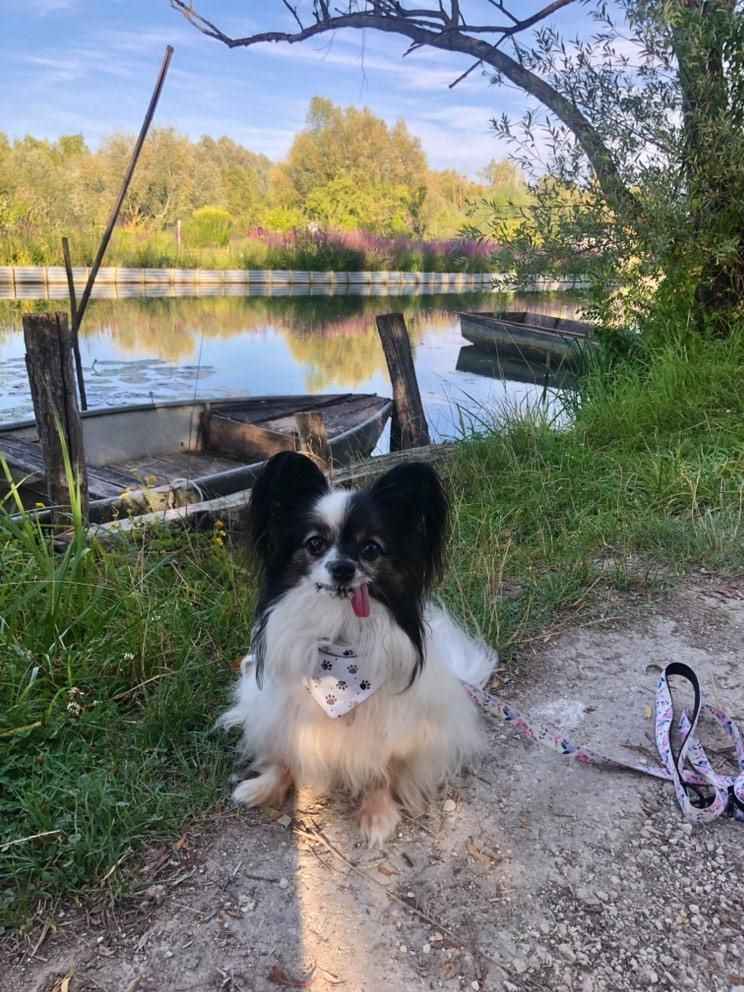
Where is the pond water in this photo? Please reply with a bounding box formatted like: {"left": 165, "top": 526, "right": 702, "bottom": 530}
{"left": 0, "top": 289, "right": 583, "bottom": 442}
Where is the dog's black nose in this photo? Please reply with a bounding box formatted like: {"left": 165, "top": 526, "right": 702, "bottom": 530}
{"left": 327, "top": 559, "right": 355, "bottom": 584}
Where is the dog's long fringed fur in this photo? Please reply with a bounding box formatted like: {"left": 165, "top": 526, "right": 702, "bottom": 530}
{"left": 220, "top": 452, "right": 497, "bottom": 845}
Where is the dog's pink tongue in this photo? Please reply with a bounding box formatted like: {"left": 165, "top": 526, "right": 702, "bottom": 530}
{"left": 351, "top": 583, "right": 370, "bottom": 619}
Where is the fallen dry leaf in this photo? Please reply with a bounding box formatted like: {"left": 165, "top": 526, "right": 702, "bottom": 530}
{"left": 465, "top": 839, "right": 489, "bottom": 865}
{"left": 643, "top": 705, "right": 653, "bottom": 720}
{"left": 376, "top": 863, "right": 398, "bottom": 877}
{"left": 466, "top": 837, "right": 503, "bottom": 866}
{"left": 442, "top": 959, "right": 460, "bottom": 979}
{"left": 174, "top": 834, "right": 189, "bottom": 851}
{"left": 50, "top": 968, "right": 76, "bottom": 992}
{"left": 268, "top": 963, "right": 317, "bottom": 988}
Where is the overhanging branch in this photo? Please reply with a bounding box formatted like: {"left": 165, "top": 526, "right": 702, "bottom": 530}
{"left": 170, "top": 0, "right": 639, "bottom": 219}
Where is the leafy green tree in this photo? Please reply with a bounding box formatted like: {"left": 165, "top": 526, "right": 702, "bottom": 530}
{"left": 275, "top": 97, "right": 428, "bottom": 235}
{"left": 195, "top": 136, "right": 271, "bottom": 225}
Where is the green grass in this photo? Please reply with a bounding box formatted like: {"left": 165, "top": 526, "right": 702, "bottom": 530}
{"left": 3, "top": 328, "right": 744, "bottom": 926}
{"left": 440, "top": 332, "right": 744, "bottom": 651}
{"left": 0, "top": 512, "right": 254, "bottom": 928}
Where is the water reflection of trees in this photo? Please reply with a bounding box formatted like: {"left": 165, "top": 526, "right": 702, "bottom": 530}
{"left": 0, "top": 293, "right": 583, "bottom": 390}
{"left": 1, "top": 292, "right": 496, "bottom": 357}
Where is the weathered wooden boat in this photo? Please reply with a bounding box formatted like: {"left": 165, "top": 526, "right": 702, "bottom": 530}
{"left": 458, "top": 310, "right": 596, "bottom": 366}
{"left": 455, "top": 345, "right": 572, "bottom": 388}
{"left": 0, "top": 393, "right": 392, "bottom": 522}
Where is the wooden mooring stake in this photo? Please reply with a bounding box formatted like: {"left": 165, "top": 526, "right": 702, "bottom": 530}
{"left": 295, "top": 410, "right": 331, "bottom": 472}
{"left": 375, "top": 312, "right": 430, "bottom": 451}
{"left": 22, "top": 312, "right": 89, "bottom": 523}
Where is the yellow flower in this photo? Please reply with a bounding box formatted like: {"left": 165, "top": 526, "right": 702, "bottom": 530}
{"left": 213, "top": 535, "right": 225, "bottom": 547}
{"left": 35, "top": 501, "right": 46, "bottom": 509}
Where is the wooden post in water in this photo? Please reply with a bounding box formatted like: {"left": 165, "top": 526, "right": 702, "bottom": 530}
{"left": 375, "top": 312, "right": 430, "bottom": 451}
{"left": 295, "top": 410, "right": 332, "bottom": 473}
{"left": 22, "top": 312, "right": 89, "bottom": 523}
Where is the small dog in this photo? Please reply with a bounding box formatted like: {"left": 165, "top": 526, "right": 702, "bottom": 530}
{"left": 221, "top": 451, "right": 496, "bottom": 844}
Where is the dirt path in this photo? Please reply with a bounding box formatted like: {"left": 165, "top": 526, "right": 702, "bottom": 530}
{"left": 5, "top": 575, "right": 744, "bottom": 992}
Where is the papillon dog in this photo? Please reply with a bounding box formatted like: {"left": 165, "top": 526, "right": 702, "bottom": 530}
{"left": 220, "top": 451, "right": 497, "bottom": 845}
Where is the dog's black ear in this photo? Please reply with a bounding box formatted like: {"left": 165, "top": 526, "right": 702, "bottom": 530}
{"left": 369, "top": 461, "right": 449, "bottom": 589}
{"left": 249, "top": 452, "right": 329, "bottom": 568}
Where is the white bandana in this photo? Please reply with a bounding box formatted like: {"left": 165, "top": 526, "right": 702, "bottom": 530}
{"left": 305, "top": 642, "right": 383, "bottom": 719}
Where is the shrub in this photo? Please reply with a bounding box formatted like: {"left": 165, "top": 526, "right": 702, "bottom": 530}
{"left": 185, "top": 206, "right": 234, "bottom": 248}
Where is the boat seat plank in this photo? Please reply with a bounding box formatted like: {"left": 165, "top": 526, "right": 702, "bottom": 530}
{"left": 261, "top": 398, "right": 387, "bottom": 437}
{"left": 213, "top": 393, "right": 354, "bottom": 426}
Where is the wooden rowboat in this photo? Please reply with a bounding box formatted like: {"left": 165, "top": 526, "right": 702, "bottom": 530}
{"left": 0, "top": 393, "right": 392, "bottom": 522}
{"left": 458, "top": 311, "right": 596, "bottom": 366}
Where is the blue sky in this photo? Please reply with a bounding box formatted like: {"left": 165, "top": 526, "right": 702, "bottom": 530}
{"left": 1, "top": 1, "right": 599, "bottom": 177}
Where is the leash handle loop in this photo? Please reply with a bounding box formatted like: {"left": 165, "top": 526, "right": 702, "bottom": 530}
{"left": 469, "top": 661, "right": 744, "bottom": 827}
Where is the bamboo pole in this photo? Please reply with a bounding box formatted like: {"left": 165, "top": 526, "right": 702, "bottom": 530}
{"left": 62, "top": 236, "right": 87, "bottom": 410}
{"left": 71, "top": 45, "right": 174, "bottom": 336}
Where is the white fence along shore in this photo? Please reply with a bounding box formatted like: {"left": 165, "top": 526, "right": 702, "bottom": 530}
{"left": 0, "top": 266, "right": 588, "bottom": 301}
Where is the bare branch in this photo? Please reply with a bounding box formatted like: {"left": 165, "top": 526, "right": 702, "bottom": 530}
{"left": 281, "top": 0, "right": 304, "bottom": 33}
{"left": 448, "top": 58, "right": 483, "bottom": 89}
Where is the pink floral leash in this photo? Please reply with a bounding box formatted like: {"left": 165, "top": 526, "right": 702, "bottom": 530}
{"left": 467, "top": 662, "right": 744, "bottom": 826}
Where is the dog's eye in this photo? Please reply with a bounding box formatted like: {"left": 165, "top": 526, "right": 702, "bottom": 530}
{"left": 360, "top": 540, "right": 382, "bottom": 561}
{"left": 305, "top": 535, "right": 327, "bottom": 556}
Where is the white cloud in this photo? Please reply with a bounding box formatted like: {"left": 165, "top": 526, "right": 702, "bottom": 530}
{"left": 27, "top": 0, "right": 76, "bottom": 12}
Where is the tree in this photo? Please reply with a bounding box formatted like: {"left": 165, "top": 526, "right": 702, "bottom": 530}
{"left": 169, "top": 0, "right": 744, "bottom": 332}
{"left": 195, "top": 136, "right": 271, "bottom": 225}
{"left": 274, "top": 96, "right": 428, "bottom": 235}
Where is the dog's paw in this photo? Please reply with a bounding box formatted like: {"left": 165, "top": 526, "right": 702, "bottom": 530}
{"left": 232, "top": 767, "right": 292, "bottom": 808}
{"left": 357, "top": 788, "right": 400, "bottom": 847}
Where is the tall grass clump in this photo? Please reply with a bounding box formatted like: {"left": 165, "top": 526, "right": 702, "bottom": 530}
{"left": 0, "top": 480, "right": 254, "bottom": 926}
{"left": 443, "top": 330, "right": 744, "bottom": 652}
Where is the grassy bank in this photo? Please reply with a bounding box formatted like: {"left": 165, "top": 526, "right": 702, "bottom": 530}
{"left": 3, "top": 330, "right": 744, "bottom": 926}
{"left": 444, "top": 332, "right": 744, "bottom": 646}
{"left": 0, "top": 519, "right": 254, "bottom": 927}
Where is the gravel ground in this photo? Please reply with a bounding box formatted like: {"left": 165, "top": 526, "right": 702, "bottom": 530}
{"left": 4, "top": 574, "right": 744, "bottom": 992}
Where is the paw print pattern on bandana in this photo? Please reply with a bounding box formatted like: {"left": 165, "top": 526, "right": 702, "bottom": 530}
{"left": 308, "top": 644, "right": 382, "bottom": 719}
